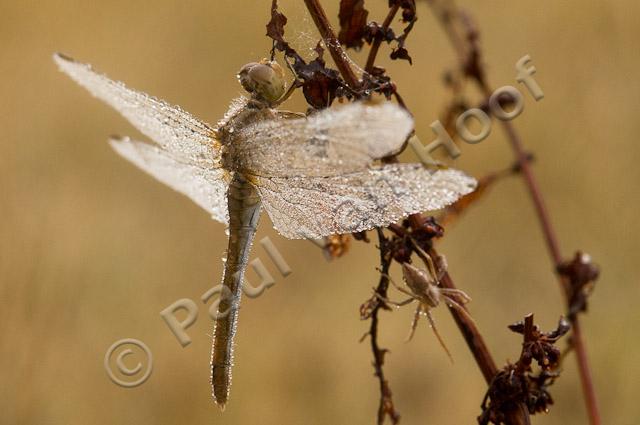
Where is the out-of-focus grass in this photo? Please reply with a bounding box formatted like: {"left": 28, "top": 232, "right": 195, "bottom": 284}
{"left": 1, "top": 1, "right": 639, "bottom": 424}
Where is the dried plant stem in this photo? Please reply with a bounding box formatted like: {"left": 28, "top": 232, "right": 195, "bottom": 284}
{"left": 303, "top": 2, "right": 529, "bottom": 423}
{"left": 368, "top": 229, "right": 401, "bottom": 425}
{"left": 365, "top": 3, "right": 401, "bottom": 73}
{"left": 428, "top": 248, "right": 497, "bottom": 381}
{"left": 478, "top": 89, "right": 562, "bottom": 266}
{"left": 477, "top": 42, "right": 601, "bottom": 425}
{"left": 392, "top": 217, "right": 529, "bottom": 425}
{"left": 493, "top": 109, "right": 600, "bottom": 425}
{"left": 426, "top": 2, "right": 601, "bottom": 423}
{"left": 301, "top": 4, "right": 401, "bottom": 423}
{"left": 303, "top": 0, "right": 361, "bottom": 89}
{"left": 427, "top": 246, "right": 530, "bottom": 425}
{"left": 569, "top": 315, "right": 600, "bottom": 424}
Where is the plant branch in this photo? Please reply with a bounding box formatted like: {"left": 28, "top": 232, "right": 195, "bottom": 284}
{"left": 303, "top": 0, "right": 361, "bottom": 89}
{"left": 427, "top": 246, "right": 530, "bottom": 425}
{"left": 571, "top": 318, "right": 601, "bottom": 423}
{"left": 427, "top": 247, "right": 497, "bottom": 380}
{"left": 365, "top": 3, "right": 401, "bottom": 73}
{"left": 301, "top": 3, "right": 560, "bottom": 423}
{"left": 479, "top": 90, "right": 563, "bottom": 267}
{"left": 360, "top": 228, "right": 401, "bottom": 425}
{"left": 425, "top": 2, "right": 601, "bottom": 423}
{"left": 392, "top": 216, "right": 529, "bottom": 425}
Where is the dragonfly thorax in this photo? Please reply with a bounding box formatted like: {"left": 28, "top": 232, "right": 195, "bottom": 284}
{"left": 218, "top": 105, "right": 278, "bottom": 171}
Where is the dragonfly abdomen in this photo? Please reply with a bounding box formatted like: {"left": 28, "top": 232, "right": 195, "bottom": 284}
{"left": 210, "top": 174, "right": 261, "bottom": 409}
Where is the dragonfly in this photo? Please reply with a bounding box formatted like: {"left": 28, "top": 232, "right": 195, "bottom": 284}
{"left": 53, "top": 53, "right": 477, "bottom": 408}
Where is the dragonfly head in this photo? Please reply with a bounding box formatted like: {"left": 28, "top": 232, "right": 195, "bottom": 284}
{"left": 237, "top": 60, "right": 286, "bottom": 105}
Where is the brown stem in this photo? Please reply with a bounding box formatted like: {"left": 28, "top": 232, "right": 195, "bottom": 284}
{"left": 392, "top": 90, "right": 408, "bottom": 110}
{"left": 429, "top": 248, "right": 497, "bottom": 382}
{"left": 365, "top": 3, "right": 401, "bottom": 73}
{"left": 476, "top": 46, "right": 601, "bottom": 425}
{"left": 426, "top": 2, "right": 601, "bottom": 423}
{"left": 571, "top": 318, "right": 601, "bottom": 424}
{"left": 366, "top": 228, "right": 401, "bottom": 425}
{"left": 486, "top": 100, "right": 599, "bottom": 424}
{"left": 393, "top": 218, "right": 528, "bottom": 424}
{"left": 427, "top": 246, "right": 529, "bottom": 425}
{"left": 303, "top": 0, "right": 361, "bottom": 89}
{"left": 480, "top": 91, "right": 563, "bottom": 266}
{"left": 404, "top": 215, "right": 529, "bottom": 425}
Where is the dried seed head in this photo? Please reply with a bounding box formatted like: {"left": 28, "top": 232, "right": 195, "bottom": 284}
{"left": 237, "top": 59, "right": 286, "bottom": 104}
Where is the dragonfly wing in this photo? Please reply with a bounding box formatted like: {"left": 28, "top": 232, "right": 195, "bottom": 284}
{"left": 254, "top": 164, "right": 476, "bottom": 239}
{"left": 234, "top": 102, "right": 413, "bottom": 177}
{"left": 110, "top": 136, "right": 229, "bottom": 224}
{"left": 54, "top": 53, "right": 221, "bottom": 168}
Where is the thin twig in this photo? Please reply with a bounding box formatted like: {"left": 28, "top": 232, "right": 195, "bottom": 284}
{"left": 303, "top": 0, "right": 361, "bottom": 89}
{"left": 364, "top": 229, "right": 401, "bottom": 425}
{"left": 395, "top": 217, "right": 529, "bottom": 425}
{"left": 494, "top": 114, "right": 600, "bottom": 425}
{"left": 301, "top": 3, "right": 533, "bottom": 423}
{"left": 477, "top": 35, "right": 602, "bottom": 425}
{"left": 301, "top": 4, "right": 402, "bottom": 422}
{"left": 425, "top": 2, "right": 601, "bottom": 423}
{"left": 479, "top": 90, "right": 563, "bottom": 266}
{"left": 427, "top": 245, "right": 529, "bottom": 425}
{"left": 365, "top": 3, "right": 401, "bottom": 73}
{"left": 427, "top": 247, "right": 497, "bottom": 381}
{"left": 571, "top": 318, "right": 600, "bottom": 424}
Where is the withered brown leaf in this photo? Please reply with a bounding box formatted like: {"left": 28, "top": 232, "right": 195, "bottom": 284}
{"left": 266, "top": 0, "right": 287, "bottom": 45}
{"left": 338, "top": 0, "right": 370, "bottom": 50}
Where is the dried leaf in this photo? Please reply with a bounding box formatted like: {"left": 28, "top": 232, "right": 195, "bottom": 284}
{"left": 509, "top": 315, "right": 570, "bottom": 371}
{"left": 390, "top": 0, "right": 417, "bottom": 22}
{"left": 265, "top": 2, "right": 347, "bottom": 108}
{"left": 557, "top": 252, "right": 599, "bottom": 319}
{"left": 353, "top": 231, "right": 370, "bottom": 243}
{"left": 389, "top": 14, "right": 415, "bottom": 65}
{"left": 338, "top": 0, "right": 369, "bottom": 50}
{"left": 364, "top": 22, "right": 396, "bottom": 44}
{"left": 480, "top": 315, "right": 569, "bottom": 423}
{"left": 266, "top": 0, "right": 287, "bottom": 44}
{"left": 313, "top": 40, "right": 325, "bottom": 59}
{"left": 299, "top": 57, "right": 342, "bottom": 108}
{"left": 323, "top": 234, "right": 351, "bottom": 259}
{"left": 266, "top": 0, "right": 306, "bottom": 66}
{"left": 389, "top": 45, "right": 412, "bottom": 64}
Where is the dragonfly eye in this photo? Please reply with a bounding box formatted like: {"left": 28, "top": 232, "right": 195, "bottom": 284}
{"left": 237, "top": 60, "right": 286, "bottom": 104}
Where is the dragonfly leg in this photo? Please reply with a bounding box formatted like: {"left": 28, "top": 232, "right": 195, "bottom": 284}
{"left": 272, "top": 56, "right": 303, "bottom": 107}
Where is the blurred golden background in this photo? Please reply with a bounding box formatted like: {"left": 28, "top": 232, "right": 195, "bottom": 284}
{"left": 1, "top": 1, "right": 638, "bottom": 424}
